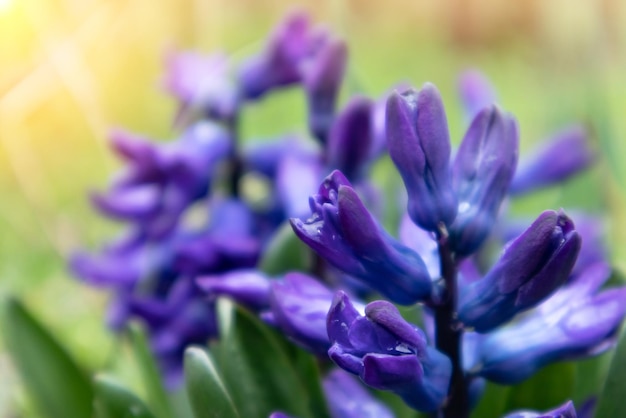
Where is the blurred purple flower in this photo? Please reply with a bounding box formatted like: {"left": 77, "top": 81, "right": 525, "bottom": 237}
{"left": 475, "top": 262, "right": 626, "bottom": 384}
{"left": 457, "top": 69, "right": 497, "bottom": 121}
{"left": 290, "top": 170, "right": 433, "bottom": 305}
{"left": 304, "top": 37, "right": 348, "bottom": 143}
{"left": 163, "top": 50, "right": 238, "bottom": 123}
{"left": 197, "top": 269, "right": 271, "bottom": 311}
{"left": 326, "top": 96, "right": 376, "bottom": 182}
{"left": 92, "top": 123, "right": 231, "bottom": 239}
{"left": 458, "top": 210, "right": 581, "bottom": 333}
{"left": 327, "top": 291, "right": 451, "bottom": 412}
{"left": 323, "top": 369, "right": 395, "bottom": 418}
{"left": 238, "top": 11, "right": 328, "bottom": 99}
{"left": 510, "top": 125, "right": 594, "bottom": 196}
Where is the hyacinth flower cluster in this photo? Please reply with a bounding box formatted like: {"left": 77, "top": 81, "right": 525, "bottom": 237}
{"left": 289, "top": 81, "right": 626, "bottom": 417}
{"left": 69, "top": 10, "right": 626, "bottom": 418}
{"left": 71, "top": 10, "right": 389, "bottom": 388}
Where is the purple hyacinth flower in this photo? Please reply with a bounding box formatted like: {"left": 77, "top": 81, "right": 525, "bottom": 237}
{"left": 93, "top": 123, "right": 231, "bottom": 238}
{"left": 457, "top": 69, "right": 497, "bottom": 121}
{"left": 327, "top": 292, "right": 451, "bottom": 412}
{"left": 303, "top": 37, "right": 348, "bottom": 143}
{"left": 326, "top": 96, "right": 375, "bottom": 182}
{"left": 196, "top": 269, "right": 271, "bottom": 311}
{"left": 503, "top": 400, "right": 577, "bottom": 418}
{"left": 449, "top": 105, "right": 519, "bottom": 257}
{"left": 509, "top": 125, "right": 594, "bottom": 196}
{"left": 262, "top": 272, "right": 347, "bottom": 354}
{"left": 386, "top": 83, "right": 457, "bottom": 232}
{"left": 290, "top": 170, "right": 433, "bottom": 305}
{"left": 476, "top": 262, "right": 626, "bottom": 384}
{"left": 173, "top": 199, "right": 260, "bottom": 275}
{"left": 238, "top": 11, "right": 326, "bottom": 99}
{"left": 323, "top": 369, "right": 394, "bottom": 418}
{"left": 163, "top": 50, "right": 238, "bottom": 122}
{"left": 458, "top": 210, "right": 581, "bottom": 333}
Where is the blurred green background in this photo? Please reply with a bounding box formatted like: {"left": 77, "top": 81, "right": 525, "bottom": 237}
{"left": 1, "top": 0, "right": 626, "bottom": 415}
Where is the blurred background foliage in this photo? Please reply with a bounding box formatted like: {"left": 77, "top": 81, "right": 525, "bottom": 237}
{"left": 1, "top": 0, "right": 626, "bottom": 415}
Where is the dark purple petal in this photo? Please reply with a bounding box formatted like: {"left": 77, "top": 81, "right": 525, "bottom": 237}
{"left": 361, "top": 353, "right": 422, "bottom": 389}
{"left": 459, "top": 210, "right": 581, "bottom": 332}
{"left": 327, "top": 291, "right": 362, "bottom": 347}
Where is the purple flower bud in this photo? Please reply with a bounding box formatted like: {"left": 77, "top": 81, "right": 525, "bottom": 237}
{"left": 476, "top": 263, "right": 626, "bottom": 384}
{"left": 459, "top": 210, "right": 581, "bottom": 332}
{"left": 326, "top": 97, "right": 375, "bottom": 181}
{"left": 323, "top": 369, "right": 394, "bottom": 418}
{"left": 449, "top": 106, "right": 519, "bottom": 257}
{"left": 503, "top": 400, "right": 577, "bottom": 418}
{"left": 457, "top": 69, "right": 497, "bottom": 121}
{"left": 386, "top": 83, "right": 457, "bottom": 232}
{"left": 262, "top": 272, "right": 344, "bottom": 354}
{"left": 290, "top": 170, "right": 433, "bottom": 305}
{"left": 163, "top": 50, "right": 238, "bottom": 122}
{"left": 510, "top": 125, "right": 594, "bottom": 196}
{"left": 304, "top": 38, "right": 348, "bottom": 142}
{"left": 196, "top": 270, "right": 271, "bottom": 311}
{"left": 238, "top": 11, "right": 325, "bottom": 99}
{"left": 327, "top": 292, "right": 451, "bottom": 412}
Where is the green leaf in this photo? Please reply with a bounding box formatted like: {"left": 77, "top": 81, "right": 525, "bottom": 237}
{"left": 290, "top": 347, "right": 331, "bottom": 418}
{"left": 595, "top": 330, "right": 626, "bottom": 417}
{"left": 258, "top": 221, "right": 311, "bottom": 275}
{"left": 184, "top": 347, "right": 240, "bottom": 418}
{"left": 213, "top": 304, "right": 312, "bottom": 418}
{"left": 504, "top": 362, "right": 576, "bottom": 413}
{"left": 94, "top": 375, "right": 156, "bottom": 418}
{"left": 471, "top": 382, "right": 510, "bottom": 418}
{"left": 1, "top": 298, "right": 94, "bottom": 418}
{"left": 128, "top": 322, "right": 173, "bottom": 418}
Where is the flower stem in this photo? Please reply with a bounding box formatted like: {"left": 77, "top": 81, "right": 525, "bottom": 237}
{"left": 226, "top": 113, "right": 243, "bottom": 198}
{"left": 434, "top": 224, "right": 469, "bottom": 418}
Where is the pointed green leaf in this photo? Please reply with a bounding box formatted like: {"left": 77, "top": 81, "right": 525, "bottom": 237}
{"left": 184, "top": 347, "right": 240, "bottom": 418}
{"left": 213, "top": 305, "right": 312, "bottom": 418}
{"left": 595, "top": 330, "right": 626, "bottom": 417}
{"left": 1, "top": 298, "right": 94, "bottom": 418}
{"left": 128, "top": 322, "right": 172, "bottom": 418}
{"left": 94, "top": 375, "right": 156, "bottom": 418}
{"left": 258, "top": 221, "right": 312, "bottom": 275}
